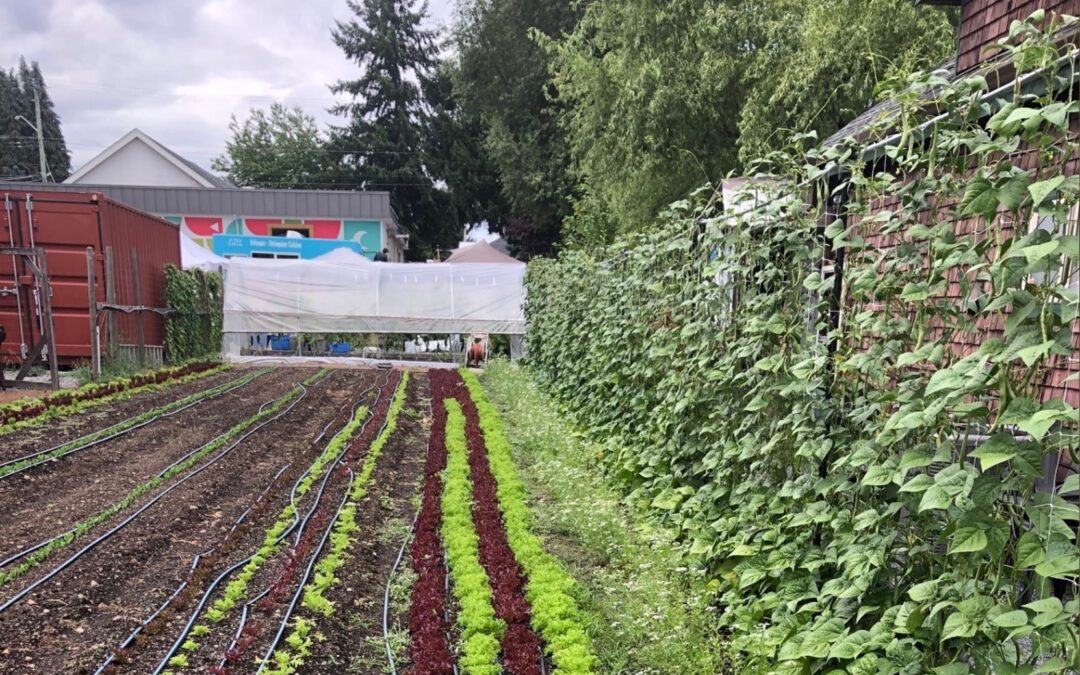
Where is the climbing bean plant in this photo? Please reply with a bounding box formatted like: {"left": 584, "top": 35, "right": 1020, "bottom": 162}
{"left": 164, "top": 265, "right": 223, "bottom": 363}
{"left": 526, "top": 15, "right": 1078, "bottom": 673}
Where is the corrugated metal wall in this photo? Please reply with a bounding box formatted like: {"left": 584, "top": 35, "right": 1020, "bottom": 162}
{"left": 0, "top": 190, "right": 180, "bottom": 365}
{"left": 99, "top": 196, "right": 181, "bottom": 349}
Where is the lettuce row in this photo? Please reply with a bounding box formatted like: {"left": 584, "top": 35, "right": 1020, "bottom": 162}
{"left": 443, "top": 398, "right": 504, "bottom": 674}
{"left": 460, "top": 370, "right": 599, "bottom": 674}
{"left": 264, "top": 372, "right": 411, "bottom": 675}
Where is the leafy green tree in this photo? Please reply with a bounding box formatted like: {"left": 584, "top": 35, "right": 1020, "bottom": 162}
{"left": 0, "top": 58, "right": 71, "bottom": 181}
{"left": 330, "top": 0, "right": 456, "bottom": 261}
{"left": 453, "top": 0, "right": 582, "bottom": 257}
{"left": 212, "top": 103, "right": 328, "bottom": 188}
{"left": 548, "top": 0, "right": 957, "bottom": 243}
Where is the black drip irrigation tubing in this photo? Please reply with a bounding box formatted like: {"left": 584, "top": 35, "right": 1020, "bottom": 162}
{"left": 0, "top": 371, "right": 316, "bottom": 572}
{"left": 0, "top": 369, "right": 267, "bottom": 481}
{"left": 383, "top": 510, "right": 418, "bottom": 675}
{"left": 151, "top": 371, "right": 393, "bottom": 674}
{"left": 90, "top": 465, "right": 289, "bottom": 675}
{"left": 253, "top": 474, "right": 354, "bottom": 674}
{"left": 0, "top": 379, "right": 314, "bottom": 616}
{"left": 253, "top": 370, "right": 398, "bottom": 673}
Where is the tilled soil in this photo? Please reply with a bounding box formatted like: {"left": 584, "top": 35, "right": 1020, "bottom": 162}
{"left": 216, "top": 370, "right": 403, "bottom": 675}
{"left": 296, "top": 371, "right": 429, "bottom": 675}
{"left": 0, "top": 367, "right": 244, "bottom": 462}
{"left": 0, "top": 368, "right": 307, "bottom": 561}
{"left": 0, "top": 368, "right": 368, "bottom": 674}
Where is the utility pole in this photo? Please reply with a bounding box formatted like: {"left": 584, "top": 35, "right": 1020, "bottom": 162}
{"left": 15, "top": 89, "right": 49, "bottom": 183}
{"left": 32, "top": 87, "right": 47, "bottom": 183}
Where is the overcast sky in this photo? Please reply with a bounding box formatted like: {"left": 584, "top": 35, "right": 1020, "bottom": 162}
{"left": 0, "top": 0, "right": 457, "bottom": 174}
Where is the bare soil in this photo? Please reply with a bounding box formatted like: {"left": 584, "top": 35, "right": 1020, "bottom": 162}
{"left": 0, "top": 368, "right": 307, "bottom": 561}
{"left": 0, "top": 368, "right": 367, "bottom": 674}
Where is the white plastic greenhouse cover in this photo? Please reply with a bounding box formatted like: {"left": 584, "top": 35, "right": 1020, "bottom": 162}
{"left": 223, "top": 257, "right": 527, "bottom": 334}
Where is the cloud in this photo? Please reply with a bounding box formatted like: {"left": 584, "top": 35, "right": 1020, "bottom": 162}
{"left": 0, "top": 0, "right": 457, "bottom": 172}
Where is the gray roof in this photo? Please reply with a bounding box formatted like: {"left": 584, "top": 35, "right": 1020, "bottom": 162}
{"left": 824, "top": 58, "right": 957, "bottom": 148}
{"left": 168, "top": 153, "right": 234, "bottom": 189}
{"left": 0, "top": 182, "right": 399, "bottom": 229}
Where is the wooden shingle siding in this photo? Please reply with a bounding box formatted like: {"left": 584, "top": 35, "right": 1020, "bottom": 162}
{"left": 957, "top": 0, "right": 1078, "bottom": 74}
{"left": 848, "top": 115, "right": 1080, "bottom": 408}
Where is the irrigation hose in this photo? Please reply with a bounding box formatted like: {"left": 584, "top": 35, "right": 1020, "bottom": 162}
{"left": 0, "top": 368, "right": 268, "bottom": 480}
{"left": 153, "top": 370, "right": 394, "bottom": 674}
{"left": 254, "top": 371, "right": 398, "bottom": 673}
{"left": 383, "top": 509, "right": 419, "bottom": 675}
{"left": 0, "top": 380, "right": 312, "bottom": 616}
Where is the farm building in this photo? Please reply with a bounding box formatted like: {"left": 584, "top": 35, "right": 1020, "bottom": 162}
{"left": 9, "top": 129, "right": 406, "bottom": 262}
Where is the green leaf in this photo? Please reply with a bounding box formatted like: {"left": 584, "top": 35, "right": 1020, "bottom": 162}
{"left": 1020, "top": 240, "right": 1060, "bottom": 265}
{"left": 960, "top": 175, "right": 998, "bottom": 219}
{"left": 899, "top": 449, "right": 932, "bottom": 472}
{"left": 1016, "top": 407, "right": 1073, "bottom": 440}
{"left": 1035, "top": 551, "right": 1079, "bottom": 579}
{"left": 900, "top": 473, "right": 934, "bottom": 493}
{"left": 1028, "top": 176, "right": 1065, "bottom": 207}
{"left": 949, "top": 527, "right": 988, "bottom": 554}
{"left": 941, "top": 611, "right": 978, "bottom": 640}
{"left": 991, "top": 609, "right": 1028, "bottom": 628}
{"left": 969, "top": 433, "right": 1018, "bottom": 471}
{"left": 861, "top": 465, "right": 893, "bottom": 487}
{"left": 900, "top": 282, "right": 930, "bottom": 301}
{"left": 828, "top": 629, "right": 871, "bottom": 660}
{"left": 998, "top": 171, "right": 1032, "bottom": 211}
{"left": 908, "top": 579, "right": 938, "bottom": 602}
{"left": 1014, "top": 340, "right": 1054, "bottom": 367}
{"left": 1059, "top": 474, "right": 1079, "bottom": 496}
{"left": 1022, "top": 597, "right": 1062, "bottom": 614}
{"left": 919, "top": 484, "right": 951, "bottom": 511}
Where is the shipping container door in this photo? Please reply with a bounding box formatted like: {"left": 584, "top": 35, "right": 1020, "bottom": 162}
{"left": 7, "top": 194, "right": 104, "bottom": 361}
{"left": 0, "top": 194, "right": 33, "bottom": 361}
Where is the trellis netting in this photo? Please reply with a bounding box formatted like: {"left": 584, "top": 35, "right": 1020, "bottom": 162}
{"left": 222, "top": 257, "right": 526, "bottom": 334}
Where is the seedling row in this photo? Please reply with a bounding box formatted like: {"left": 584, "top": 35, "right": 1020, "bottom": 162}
{"left": 0, "top": 365, "right": 599, "bottom": 675}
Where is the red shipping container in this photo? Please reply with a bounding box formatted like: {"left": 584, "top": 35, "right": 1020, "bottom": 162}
{"left": 0, "top": 190, "right": 180, "bottom": 365}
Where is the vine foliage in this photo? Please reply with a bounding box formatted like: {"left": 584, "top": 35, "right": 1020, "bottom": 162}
{"left": 525, "top": 15, "right": 1078, "bottom": 673}
{"left": 164, "top": 265, "right": 223, "bottom": 363}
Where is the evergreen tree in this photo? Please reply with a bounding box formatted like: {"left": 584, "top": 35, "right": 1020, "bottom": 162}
{"left": 329, "top": 0, "right": 455, "bottom": 261}
{"left": 421, "top": 63, "right": 509, "bottom": 247}
{"left": 0, "top": 59, "right": 71, "bottom": 182}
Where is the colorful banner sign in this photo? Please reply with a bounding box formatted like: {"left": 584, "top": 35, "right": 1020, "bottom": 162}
{"left": 211, "top": 234, "right": 372, "bottom": 259}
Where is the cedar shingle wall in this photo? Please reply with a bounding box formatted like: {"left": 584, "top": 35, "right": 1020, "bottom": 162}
{"left": 848, "top": 115, "right": 1079, "bottom": 408}
{"left": 957, "top": 0, "right": 1078, "bottom": 74}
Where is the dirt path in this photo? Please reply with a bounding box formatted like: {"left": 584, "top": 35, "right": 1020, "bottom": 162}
{"left": 0, "top": 369, "right": 370, "bottom": 674}
{"left": 0, "top": 368, "right": 305, "bottom": 579}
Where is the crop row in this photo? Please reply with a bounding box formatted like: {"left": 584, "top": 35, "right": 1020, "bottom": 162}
{"left": 460, "top": 371, "right": 598, "bottom": 674}
{"left": 0, "top": 361, "right": 226, "bottom": 432}
{"left": 407, "top": 372, "right": 455, "bottom": 673}
{"left": 407, "top": 370, "right": 597, "bottom": 675}
{"left": 0, "top": 368, "right": 322, "bottom": 595}
{"left": 0, "top": 367, "right": 268, "bottom": 479}
{"left": 262, "top": 371, "right": 411, "bottom": 675}
{"left": 163, "top": 370, "right": 400, "bottom": 674}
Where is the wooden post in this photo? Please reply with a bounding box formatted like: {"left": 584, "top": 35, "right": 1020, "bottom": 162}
{"left": 86, "top": 247, "right": 100, "bottom": 379}
{"left": 36, "top": 251, "right": 59, "bottom": 389}
{"left": 105, "top": 246, "right": 117, "bottom": 358}
{"left": 130, "top": 248, "right": 145, "bottom": 367}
